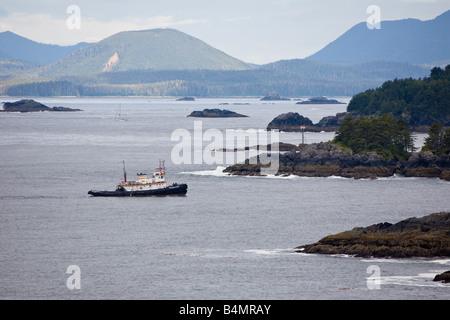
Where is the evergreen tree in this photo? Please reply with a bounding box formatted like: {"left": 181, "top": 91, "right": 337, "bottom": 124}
{"left": 333, "top": 114, "right": 415, "bottom": 160}
{"left": 422, "top": 122, "right": 450, "bottom": 155}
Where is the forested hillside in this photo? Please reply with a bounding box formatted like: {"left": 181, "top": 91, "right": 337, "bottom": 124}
{"left": 1, "top": 61, "right": 430, "bottom": 97}
{"left": 347, "top": 65, "right": 450, "bottom": 127}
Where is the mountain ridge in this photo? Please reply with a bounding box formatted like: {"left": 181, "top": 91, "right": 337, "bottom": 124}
{"left": 307, "top": 10, "right": 450, "bottom": 65}
{"left": 0, "top": 31, "right": 89, "bottom": 65}
{"left": 39, "top": 28, "right": 254, "bottom": 76}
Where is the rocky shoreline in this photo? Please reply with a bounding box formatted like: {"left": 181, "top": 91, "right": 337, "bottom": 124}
{"left": 295, "top": 212, "right": 450, "bottom": 259}
{"left": 223, "top": 142, "right": 450, "bottom": 181}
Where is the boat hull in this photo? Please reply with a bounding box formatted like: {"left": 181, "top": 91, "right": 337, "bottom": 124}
{"left": 88, "top": 183, "right": 187, "bottom": 197}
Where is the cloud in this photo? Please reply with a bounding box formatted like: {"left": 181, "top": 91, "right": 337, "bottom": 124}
{"left": 221, "top": 17, "right": 251, "bottom": 22}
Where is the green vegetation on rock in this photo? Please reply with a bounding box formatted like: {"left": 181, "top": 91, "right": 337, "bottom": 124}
{"left": 422, "top": 122, "right": 450, "bottom": 156}
{"left": 347, "top": 65, "right": 450, "bottom": 127}
{"left": 333, "top": 114, "right": 415, "bottom": 161}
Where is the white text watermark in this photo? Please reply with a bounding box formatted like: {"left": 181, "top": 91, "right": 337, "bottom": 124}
{"left": 367, "top": 5, "right": 381, "bottom": 29}
{"left": 66, "top": 265, "right": 81, "bottom": 290}
{"left": 66, "top": 5, "right": 81, "bottom": 30}
{"left": 171, "top": 121, "right": 280, "bottom": 175}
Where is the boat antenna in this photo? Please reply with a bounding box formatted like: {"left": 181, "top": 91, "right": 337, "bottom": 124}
{"left": 123, "top": 160, "right": 127, "bottom": 182}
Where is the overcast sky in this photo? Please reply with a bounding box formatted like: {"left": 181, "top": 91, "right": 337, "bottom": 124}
{"left": 0, "top": 0, "right": 448, "bottom": 64}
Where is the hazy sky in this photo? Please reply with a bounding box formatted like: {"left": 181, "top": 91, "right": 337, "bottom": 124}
{"left": 0, "top": 0, "right": 448, "bottom": 64}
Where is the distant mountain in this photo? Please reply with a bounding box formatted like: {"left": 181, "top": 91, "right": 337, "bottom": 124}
{"left": 307, "top": 10, "right": 450, "bottom": 65}
{"left": 0, "top": 31, "right": 89, "bottom": 65}
{"left": 41, "top": 29, "right": 254, "bottom": 76}
{"left": 0, "top": 16, "right": 440, "bottom": 97}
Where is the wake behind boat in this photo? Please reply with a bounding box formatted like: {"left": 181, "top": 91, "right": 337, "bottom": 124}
{"left": 88, "top": 160, "right": 187, "bottom": 197}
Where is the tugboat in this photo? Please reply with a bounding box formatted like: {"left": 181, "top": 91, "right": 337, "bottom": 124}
{"left": 88, "top": 160, "right": 187, "bottom": 197}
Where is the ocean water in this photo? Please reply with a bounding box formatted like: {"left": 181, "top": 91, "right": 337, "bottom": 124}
{"left": 0, "top": 96, "right": 449, "bottom": 300}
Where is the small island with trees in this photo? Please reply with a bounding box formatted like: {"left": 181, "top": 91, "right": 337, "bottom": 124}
{"left": 176, "top": 96, "right": 195, "bottom": 101}
{"left": 260, "top": 91, "right": 290, "bottom": 101}
{"left": 187, "top": 108, "right": 248, "bottom": 118}
{"left": 296, "top": 96, "right": 345, "bottom": 104}
{"left": 1, "top": 99, "right": 81, "bottom": 112}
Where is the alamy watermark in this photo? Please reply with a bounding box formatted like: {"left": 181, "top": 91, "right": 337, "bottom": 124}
{"left": 366, "top": 265, "right": 381, "bottom": 290}
{"left": 66, "top": 265, "right": 81, "bottom": 290}
{"left": 171, "top": 121, "right": 280, "bottom": 175}
{"left": 367, "top": 5, "right": 381, "bottom": 29}
{"left": 66, "top": 5, "right": 81, "bottom": 30}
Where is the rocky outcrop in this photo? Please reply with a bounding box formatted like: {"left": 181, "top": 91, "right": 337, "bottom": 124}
{"left": 296, "top": 96, "right": 345, "bottom": 104}
{"left": 260, "top": 91, "right": 290, "bottom": 101}
{"left": 187, "top": 108, "right": 248, "bottom": 118}
{"left": 177, "top": 97, "right": 195, "bottom": 101}
{"left": 400, "top": 151, "right": 450, "bottom": 180}
{"left": 267, "top": 112, "right": 315, "bottom": 132}
{"left": 1, "top": 99, "right": 81, "bottom": 112}
{"left": 267, "top": 112, "right": 359, "bottom": 132}
{"left": 433, "top": 271, "right": 450, "bottom": 283}
{"left": 295, "top": 212, "right": 450, "bottom": 258}
{"left": 315, "top": 112, "right": 360, "bottom": 130}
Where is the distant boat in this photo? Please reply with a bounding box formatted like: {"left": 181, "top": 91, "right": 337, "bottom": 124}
{"left": 115, "top": 105, "right": 127, "bottom": 122}
{"left": 88, "top": 160, "right": 188, "bottom": 197}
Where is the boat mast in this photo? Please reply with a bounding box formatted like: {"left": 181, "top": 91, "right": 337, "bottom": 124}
{"left": 158, "top": 159, "right": 165, "bottom": 175}
{"left": 123, "top": 160, "right": 127, "bottom": 182}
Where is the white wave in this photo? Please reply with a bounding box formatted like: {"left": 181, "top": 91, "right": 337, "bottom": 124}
{"left": 181, "top": 166, "right": 303, "bottom": 179}
{"left": 361, "top": 258, "right": 421, "bottom": 264}
{"left": 376, "top": 174, "right": 417, "bottom": 181}
{"left": 264, "top": 174, "right": 300, "bottom": 179}
{"left": 376, "top": 272, "right": 449, "bottom": 288}
{"left": 361, "top": 258, "right": 450, "bottom": 265}
{"left": 180, "top": 166, "right": 230, "bottom": 177}
{"left": 244, "top": 248, "right": 295, "bottom": 255}
{"left": 327, "top": 175, "right": 352, "bottom": 180}
{"left": 430, "top": 259, "right": 450, "bottom": 265}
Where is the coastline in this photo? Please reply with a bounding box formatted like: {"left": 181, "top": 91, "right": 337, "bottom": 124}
{"left": 223, "top": 142, "right": 450, "bottom": 181}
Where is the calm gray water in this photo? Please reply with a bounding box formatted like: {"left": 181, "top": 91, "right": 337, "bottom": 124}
{"left": 0, "top": 97, "right": 449, "bottom": 300}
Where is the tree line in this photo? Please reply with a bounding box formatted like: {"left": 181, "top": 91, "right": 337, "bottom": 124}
{"left": 422, "top": 122, "right": 450, "bottom": 156}
{"left": 347, "top": 65, "right": 450, "bottom": 127}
